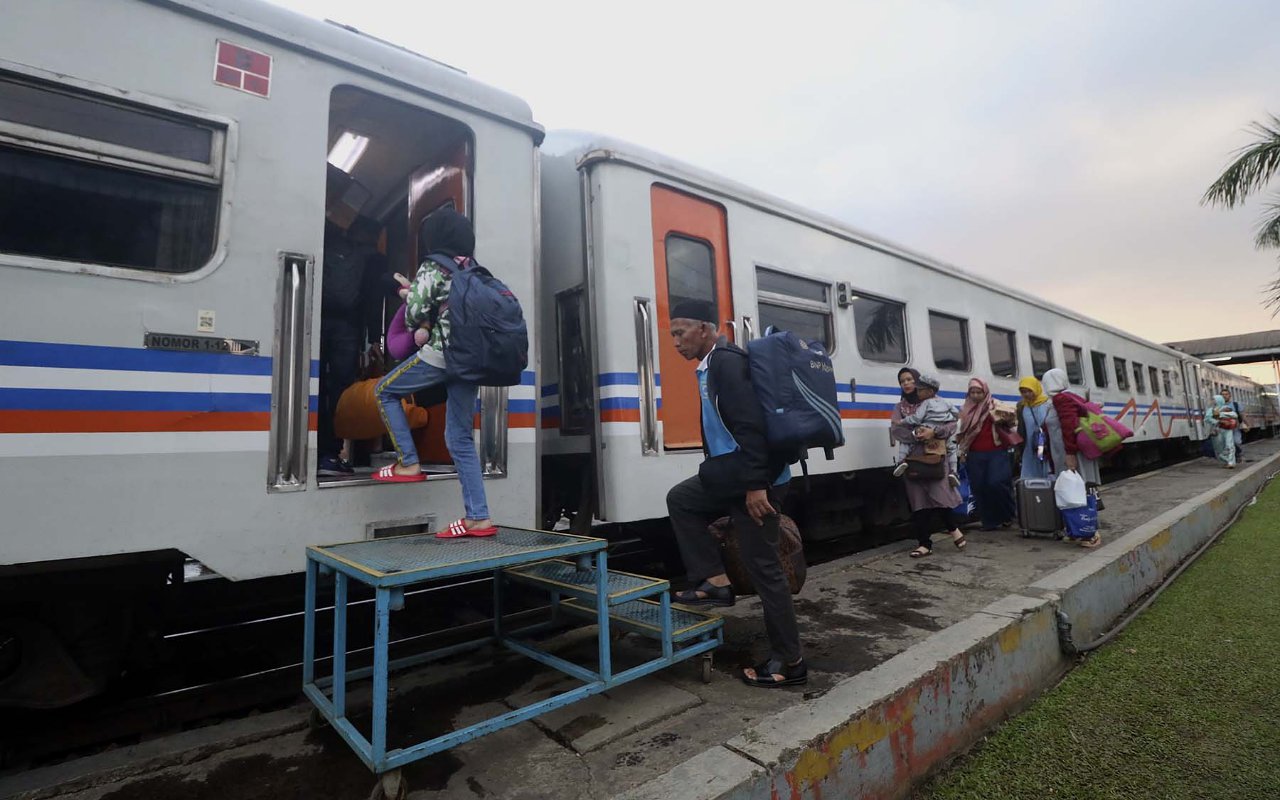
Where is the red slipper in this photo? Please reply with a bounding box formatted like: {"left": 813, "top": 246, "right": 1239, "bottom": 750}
{"left": 372, "top": 465, "right": 426, "bottom": 483}
{"left": 435, "top": 519, "right": 499, "bottom": 539}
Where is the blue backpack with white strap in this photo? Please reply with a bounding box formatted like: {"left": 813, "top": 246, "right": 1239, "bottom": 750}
{"left": 746, "top": 327, "right": 844, "bottom": 465}
{"left": 428, "top": 254, "right": 528, "bottom": 387}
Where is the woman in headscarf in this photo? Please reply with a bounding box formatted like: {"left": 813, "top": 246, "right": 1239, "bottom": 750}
{"left": 956, "top": 378, "right": 1017, "bottom": 531}
{"left": 1205, "top": 394, "right": 1238, "bottom": 469}
{"left": 890, "top": 368, "right": 967, "bottom": 558}
{"left": 1044, "top": 368, "right": 1102, "bottom": 547}
{"left": 1016, "top": 376, "right": 1053, "bottom": 481}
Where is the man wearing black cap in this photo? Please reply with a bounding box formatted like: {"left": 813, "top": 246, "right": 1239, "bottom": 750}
{"left": 665, "top": 300, "right": 805, "bottom": 688}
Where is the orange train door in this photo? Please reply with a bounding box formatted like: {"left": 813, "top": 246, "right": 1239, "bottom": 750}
{"left": 650, "top": 185, "right": 734, "bottom": 450}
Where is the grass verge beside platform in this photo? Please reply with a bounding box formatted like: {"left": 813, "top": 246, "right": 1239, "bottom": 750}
{"left": 916, "top": 477, "right": 1280, "bottom": 800}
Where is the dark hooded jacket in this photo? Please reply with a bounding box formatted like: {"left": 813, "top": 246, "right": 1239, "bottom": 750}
{"left": 699, "top": 339, "right": 790, "bottom": 494}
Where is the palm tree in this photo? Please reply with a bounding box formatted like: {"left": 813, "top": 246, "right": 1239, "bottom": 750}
{"left": 1202, "top": 114, "right": 1280, "bottom": 311}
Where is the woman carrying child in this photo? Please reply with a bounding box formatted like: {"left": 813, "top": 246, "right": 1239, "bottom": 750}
{"left": 956, "top": 378, "right": 1017, "bottom": 531}
{"left": 890, "top": 369, "right": 967, "bottom": 558}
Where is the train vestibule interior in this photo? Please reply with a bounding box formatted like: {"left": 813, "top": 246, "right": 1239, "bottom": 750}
{"left": 317, "top": 85, "right": 473, "bottom": 483}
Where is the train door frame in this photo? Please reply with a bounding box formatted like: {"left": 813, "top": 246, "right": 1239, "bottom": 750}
{"left": 1182, "top": 361, "right": 1207, "bottom": 439}
{"left": 648, "top": 184, "right": 734, "bottom": 451}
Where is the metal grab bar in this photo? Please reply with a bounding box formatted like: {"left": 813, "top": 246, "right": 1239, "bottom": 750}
{"left": 633, "top": 298, "right": 658, "bottom": 455}
{"left": 742, "top": 316, "right": 755, "bottom": 342}
{"left": 268, "top": 252, "right": 313, "bottom": 492}
{"left": 723, "top": 319, "right": 738, "bottom": 342}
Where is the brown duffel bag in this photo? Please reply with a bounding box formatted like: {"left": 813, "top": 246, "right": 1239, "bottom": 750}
{"left": 707, "top": 514, "right": 807, "bottom": 595}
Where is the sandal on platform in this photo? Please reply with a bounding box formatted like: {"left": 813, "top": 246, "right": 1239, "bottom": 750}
{"left": 953, "top": 534, "right": 967, "bottom": 550}
{"left": 674, "top": 580, "right": 736, "bottom": 608}
{"left": 435, "top": 518, "right": 499, "bottom": 539}
{"left": 1079, "top": 534, "right": 1102, "bottom": 549}
{"left": 372, "top": 465, "right": 426, "bottom": 483}
{"left": 741, "top": 658, "right": 807, "bottom": 688}
{"left": 910, "top": 546, "right": 931, "bottom": 558}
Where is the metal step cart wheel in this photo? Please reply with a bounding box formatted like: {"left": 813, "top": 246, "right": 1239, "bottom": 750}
{"left": 307, "top": 707, "right": 328, "bottom": 731}
{"left": 373, "top": 769, "right": 406, "bottom": 800}
{"left": 700, "top": 652, "right": 713, "bottom": 684}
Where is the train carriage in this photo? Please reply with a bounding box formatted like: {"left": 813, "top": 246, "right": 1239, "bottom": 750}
{"left": 537, "top": 133, "right": 1278, "bottom": 538}
{"left": 1, "top": 0, "right": 542, "bottom": 705}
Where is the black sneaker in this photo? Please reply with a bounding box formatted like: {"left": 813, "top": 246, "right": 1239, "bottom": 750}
{"left": 318, "top": 456, "right": 354, "bottom": 477}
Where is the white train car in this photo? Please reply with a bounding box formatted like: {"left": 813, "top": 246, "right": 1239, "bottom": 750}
{"left": 537, "top": 133, "right": 1276, "bottom": 538}
{"left": 1, "top": 0, "right": 541, "bottom": 704}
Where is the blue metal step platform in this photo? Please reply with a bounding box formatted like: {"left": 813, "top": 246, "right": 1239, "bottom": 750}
{"left": 302, "top": 527, "right": 721, "bottom": 791}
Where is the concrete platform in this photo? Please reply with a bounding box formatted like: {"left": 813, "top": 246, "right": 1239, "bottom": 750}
{"left": 5, "top": 442, "right": 1277, "bottom": 800}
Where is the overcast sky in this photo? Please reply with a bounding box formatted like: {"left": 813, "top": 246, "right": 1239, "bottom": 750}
{"left": 274, "top": 0, "right": 1280, "bottom": 377}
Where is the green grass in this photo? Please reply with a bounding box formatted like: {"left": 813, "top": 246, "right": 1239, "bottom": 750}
{"left": 916, "top": 479, "right": 1280, "bottom": 800}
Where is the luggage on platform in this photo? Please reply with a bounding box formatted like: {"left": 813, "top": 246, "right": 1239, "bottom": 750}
{"left": 708, "top": 514, "right": 807, "bottom": 595}
{"left": 1016, "top": 478, "right": 1063, "bottom": 539}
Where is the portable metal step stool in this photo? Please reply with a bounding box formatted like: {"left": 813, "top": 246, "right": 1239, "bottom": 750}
{"left": 302, "top": 526, "right": 722, "bottom": 799}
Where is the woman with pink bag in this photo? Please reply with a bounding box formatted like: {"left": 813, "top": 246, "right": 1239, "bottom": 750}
{"left": 1043, "top": 368, "right": 1103, "bottom": 547}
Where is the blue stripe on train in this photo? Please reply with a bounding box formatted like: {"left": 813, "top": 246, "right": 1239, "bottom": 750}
{"left": 0, "top": 387, "right": 317, "bottom": 413}
{"left": 0, "top": 339, "right": 321, "bottom": 378}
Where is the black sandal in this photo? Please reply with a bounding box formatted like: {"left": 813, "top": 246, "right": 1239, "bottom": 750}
{"left": 741, "top": 658, "right": 807, "bottom": 688}
{"left": 673, "top": 580, "right": 736, "bottom": 608}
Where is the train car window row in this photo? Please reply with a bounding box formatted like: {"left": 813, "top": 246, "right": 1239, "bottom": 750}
{"left": 851, "top": 293, "right": 907, "bottom": 363}
{"left": 1029, "top": 335, "right": 1054, "bottom": 377}
{"left": 1133, "top": 362, "right": 1146, "bottom": 394}
{"left": 985, "top": 325, "right": 1018, "bottom": 378}
{"left": 1092, "top": 351, "right": 1109, "bottom": 388}
{"left": 928, "top": 311, "right": 970, "bottom": 371}
{"left": 0, "top": 71, "right": 225, "bottom": 273}
{"left": 756, "top": 267, "right": 834, "bottom": 350}
{"left": 1114, "top": 357, "right": 1130, "bottom": 391}
{"left": 1064, "top": 345, "right": 1085, "bottom": 385}
{"left": 1149, "top": 366, "right": 1161, "bottom": 397}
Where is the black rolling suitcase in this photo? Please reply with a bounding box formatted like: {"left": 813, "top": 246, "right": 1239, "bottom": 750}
{"left": 1016, "top": 478, "right": 1062, "bottom": 539}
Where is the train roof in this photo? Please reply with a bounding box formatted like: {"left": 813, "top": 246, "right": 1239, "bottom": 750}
{"left": 543, "top": 130, "right": 1206, "bottom": 368}
{"left": 149, "top": 0, "right": 543, "bottom": 142}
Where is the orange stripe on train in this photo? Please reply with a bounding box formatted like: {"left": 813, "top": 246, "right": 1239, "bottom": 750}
{"left": 0, "top": 410, "right": 318, "bottom": 434}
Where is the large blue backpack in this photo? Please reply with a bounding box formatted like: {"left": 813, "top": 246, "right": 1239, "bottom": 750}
{"left": 746, "top": 328, "right": 844, "bottom": 464}
{"left": 428, "top": 254, "right": 528, "bottom": 387}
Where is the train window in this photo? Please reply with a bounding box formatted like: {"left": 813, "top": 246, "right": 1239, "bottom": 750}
{"left": 1149, "top": 366, "right": 1161, "bottom": 397}
{"left": 0, "top": 72, "right": 225, "bottom": 273}
{"left": 1091, "top": 351, "right": 1109, "bottom": 388}
{"left": 851, "top": 293, "right": 907, "bottom": 363}
{"left": 985, "top": 325, "right": 1018, "bottom": 378}
{"left": 928, "top": 311, "right": 970, "bottom": 371}
{"left": 1114, "top": 357, "right": 1130, "bottom": 391}
{"left": 665, "top": 235, "right": 718, "bottom": 321}
{"left": 1064, "top": 345, "right": 1085, "bottom": 384}
{"left": 1133, "top": 362, "right": 1146, "bottom": 394}
{"left": 757, "top": 267, "right": 834, "bottom": 350}
{"left": 1029, "top": 335, "right": 1054, "bottom": 377}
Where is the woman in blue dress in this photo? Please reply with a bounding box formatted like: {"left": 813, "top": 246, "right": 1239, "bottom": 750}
{"left": 1016, "top": 376, "right": 1053, "bottom": 481}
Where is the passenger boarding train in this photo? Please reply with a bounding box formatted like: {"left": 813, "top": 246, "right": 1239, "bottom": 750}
{"left": 1, "top": 0, "right": 1275, "bottom": 707}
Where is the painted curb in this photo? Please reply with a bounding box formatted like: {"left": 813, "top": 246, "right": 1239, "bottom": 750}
{"left": 620, "top": 451, "right": 1280, "bottom": 800}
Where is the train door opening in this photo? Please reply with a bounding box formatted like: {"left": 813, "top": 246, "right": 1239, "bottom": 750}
{"left": 315, "top": 85, "right": 472, "bottom": 484}
{"left": 649, "top": 185, "right": 733, "bottom": 450}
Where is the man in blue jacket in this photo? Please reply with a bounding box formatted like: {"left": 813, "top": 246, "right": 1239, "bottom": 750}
{"left": 665, "top": 300, "right": 805, "bottom": 688}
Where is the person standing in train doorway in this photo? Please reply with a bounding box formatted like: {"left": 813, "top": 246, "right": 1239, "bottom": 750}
{"left": 663, "top": 300, "right": 806, "bottom": 688}
{"left": 371, "top": 209, "right": 496, "bottom": 540}
{"left": 1222, "top": 388, "right": 1248, "bottom": 462}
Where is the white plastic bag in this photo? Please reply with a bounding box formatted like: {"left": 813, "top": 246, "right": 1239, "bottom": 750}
{"left": 1054, "top": 470, "right": 1087, "bottom": 509}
